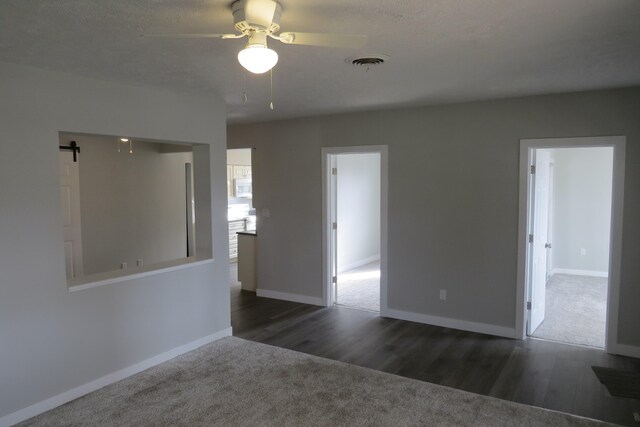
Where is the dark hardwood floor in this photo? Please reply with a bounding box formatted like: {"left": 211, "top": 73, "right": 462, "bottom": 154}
{"left": 229, "top": 265, "right": 640, "bottom": 426}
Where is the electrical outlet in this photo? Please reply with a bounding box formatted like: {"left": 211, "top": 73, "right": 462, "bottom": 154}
{"left": 120, "top": 262, "right": 127, "bottom": 270}
{"left": 440, "top": 290, "right": 447, "bottom": 301}
{"left": 580, "top": 248, "right": 587, "bottom": 256}
{"left": 137, "top": 259, "right": 144, "bottom": 267}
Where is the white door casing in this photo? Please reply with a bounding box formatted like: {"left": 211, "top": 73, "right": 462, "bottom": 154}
{"left": 516, "top": 136, "right": 626, "bottom": 354}
{"left": 226, "top": 165, "right": 233, "bottom": 199}
{"left": 321, "top": 145, "right": 388, "bottom": 312}
{"left": 528, "top": 149, "right": 551, "bottom": 334}
{"left": 59, "top": 150, "right": 84, "bottom": 279}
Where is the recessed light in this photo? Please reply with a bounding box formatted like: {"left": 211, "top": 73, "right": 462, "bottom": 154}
{"left": 120, "top": 138, "right": 129, "bottom": 142}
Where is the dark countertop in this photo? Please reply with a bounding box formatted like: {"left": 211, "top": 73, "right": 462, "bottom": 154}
{"left": 237, "top": 230, "right": 257, "bottom": 236}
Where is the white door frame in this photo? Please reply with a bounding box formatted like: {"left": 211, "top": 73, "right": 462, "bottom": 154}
{"left": 321, "top": 145, "right": 388, "bottom": 313}
{"left": 516, "top": 136, "right": 626, "bottom": 352}
{"left": 185, "top": 162, "right": 195, "bottom": 257}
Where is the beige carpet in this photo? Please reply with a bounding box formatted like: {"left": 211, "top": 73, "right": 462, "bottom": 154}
{"left": 531, "top": 274, "right": 607, "bottom": 347}
{"left": 19, "top": 337, "right": 613, "bottom": 426}
{"left": 337, "top": 261, "right": 380, "bottom": 312}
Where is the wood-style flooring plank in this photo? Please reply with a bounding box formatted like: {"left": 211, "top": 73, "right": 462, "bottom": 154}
{"left": 230, "top": 282, "right": 640, "bottom": 426}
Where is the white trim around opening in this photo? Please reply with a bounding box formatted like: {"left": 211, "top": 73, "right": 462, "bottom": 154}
{"left": 321, "top": 145, "right": 389, "bottom": 314}
{"left": 515, "top": 136, "right": 626, "bottom": 354}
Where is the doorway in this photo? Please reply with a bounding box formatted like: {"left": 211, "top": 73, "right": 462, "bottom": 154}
{"left": 322, "top": 146, "right": 388, "bottom": 313}
{"left": 227, "top": 148, "right": 254, "bottom": 263}
{"left": 517, "top": 136, "right": 626, "bottom": 352}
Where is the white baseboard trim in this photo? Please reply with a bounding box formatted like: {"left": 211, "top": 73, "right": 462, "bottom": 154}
{"left": 383, "top": 308, "right": 517, "bottom": 339}
{"left": 609, "top": 343, "right": 640, "bottom": 358}
{"left": 256, "top": 289, "right": 324, "bottom": 306}
{"left": 552, "top": 268, "right": 608, "bottom": 278}
{"left": 0, "top": 327, "right": 232, "bottom": 427}
{"left": 337, "top": 255, "right": 380, "bottom": 274}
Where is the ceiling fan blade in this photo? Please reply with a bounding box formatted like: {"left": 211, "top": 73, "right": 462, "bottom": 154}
{"left": 277, "top": 32, "right": 367, "bottom": 49}
{"left": 243, "top": 0, "right": 278, "bottom": 29}
{"left": 140, "top": 33, "right": 243, "bottom": 39}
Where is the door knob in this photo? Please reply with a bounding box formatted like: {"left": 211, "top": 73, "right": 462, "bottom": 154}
{"left": 544, "top": 243, "right": 552, "bottom": 249}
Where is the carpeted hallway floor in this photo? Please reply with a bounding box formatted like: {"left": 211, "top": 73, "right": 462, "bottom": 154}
{"left": 531, "top": 274, "right": 607, "bottom": 348}
{"left": 336, "top": 261, "right": 380, "bottom": 312}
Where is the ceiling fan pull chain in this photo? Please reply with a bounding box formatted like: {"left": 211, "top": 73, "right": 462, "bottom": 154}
{"left": 269, "top": 69, "right": 274, "bottom": 111}
{"left": 242, "top": 69, "right": 248, "bottom": 103}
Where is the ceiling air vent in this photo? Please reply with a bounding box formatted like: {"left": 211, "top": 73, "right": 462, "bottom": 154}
{"left": 347, "top": 54, "right": 389, "bottom": 68}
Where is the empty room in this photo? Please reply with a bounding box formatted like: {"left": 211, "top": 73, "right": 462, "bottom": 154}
{"left": 1, "top": 1, "right": 640, "bottom": 426}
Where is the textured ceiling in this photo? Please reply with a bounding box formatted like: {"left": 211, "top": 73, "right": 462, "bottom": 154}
{"left": 1, "top": 0, "right": 639, "bottom": 123}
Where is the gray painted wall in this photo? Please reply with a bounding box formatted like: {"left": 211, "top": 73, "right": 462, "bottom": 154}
{"left": 67, "top": 134, "right": 194, "bottom": 276}
{"left": 551, "top": 147, "right": 613, "bottom": 274}
{"left": 227, "top": 148, "right": 251, "bottom": 165}
{"left": 228, "top": 87, "right": 640, "bottom": 348}
{"left": 336, "top": 153, "right": 380, "bottom": 272}
{"left": 0, "top": 62, "right": 230, "bottom": 418}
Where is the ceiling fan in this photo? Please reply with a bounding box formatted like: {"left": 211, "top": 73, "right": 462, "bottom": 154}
{"left": 142, "top": 0, "right": 367, "bottom": 74}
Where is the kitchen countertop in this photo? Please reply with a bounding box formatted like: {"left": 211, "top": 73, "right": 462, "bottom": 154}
{"left": 237, "top": 230, "right": 256, "bottom": 236}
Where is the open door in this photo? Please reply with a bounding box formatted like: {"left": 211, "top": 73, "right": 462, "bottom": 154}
{"left": 322, "top": 145, "right": 388, "bottom": 312}
{"left": 518, "top": 136, "right": 625, "bottom": 351}
{"left": 329, "top": 155, "right": 338, "bottom": 305}
{"left": 528, "top": 149, "right": 551, "bottom": 334}
{"left": 325, "top": 151, "right": 382, "bottom": 312}
{"left": 59, "top": 150, "right": 84, "bottom": 279}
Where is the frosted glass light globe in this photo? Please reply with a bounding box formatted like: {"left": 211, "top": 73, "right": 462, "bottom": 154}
{"left": 238, "top": 45, "right": 278, "bottom": 74}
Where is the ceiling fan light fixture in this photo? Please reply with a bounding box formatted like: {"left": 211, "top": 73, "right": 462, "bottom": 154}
{"left": 238, "top": 44, "right": 278, "bottom": 74}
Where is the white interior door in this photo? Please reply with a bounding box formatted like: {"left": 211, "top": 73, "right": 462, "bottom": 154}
{"left": 545, "top": 161, "right": 554, "bottom": 282}
{"left": 528, "top": 149, "right": 551, "bottom": 334}
{"left": 330, "top": 155, "right": 338, "bottom": 305}
{"left": 331, "top": 156, "right": 338, "bottom": 304}
{"left": 59, "top": 150, "right": 84, "bottom": 279}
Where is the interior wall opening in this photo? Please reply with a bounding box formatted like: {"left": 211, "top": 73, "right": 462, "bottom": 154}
{"left": 227, "top": 148, "right": 256, "bottom": 292}
{"left": 330, "top": 152, "right": 381, "bottom": 312}
{"left": 58, "top": 131, "right": 211, "bottom": 288}
{"left": 526, "top": 146, "right": 614, "bottom": 348}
